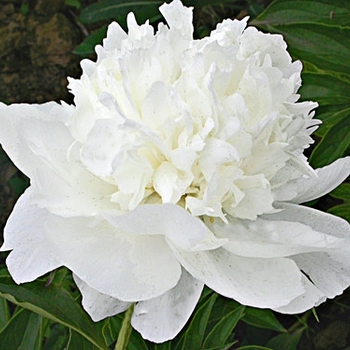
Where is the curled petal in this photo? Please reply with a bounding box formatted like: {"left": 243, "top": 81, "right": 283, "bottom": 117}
{"left": 207, "top": 215, "right": 343, "bottom": 258}
{"left": 73, "top": 274, "right": 132, "bottom": 322}
{"left": 132, "top": 269, "right": 203, "bottom": 343}
{"left": 273, "top": 275, "right": 326, "bottom": 314}
{"left": 263, "top": 203, "right": 350, "bottom": 302}
{"left": 266, "top": 202, "right": 350, "bottom": 239}
{"left": 273, "top": 157, "right": 350, "bottom": 203}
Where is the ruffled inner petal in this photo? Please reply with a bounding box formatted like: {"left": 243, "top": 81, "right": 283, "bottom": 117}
{"left": 273, "top": 157, "right": 350, "bottom": 203}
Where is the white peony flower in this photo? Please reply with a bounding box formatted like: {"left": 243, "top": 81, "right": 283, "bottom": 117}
{"left": 1, "top": 0, "right": 350, "bottom": 343}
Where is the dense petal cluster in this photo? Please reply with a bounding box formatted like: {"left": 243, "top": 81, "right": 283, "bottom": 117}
{"left": 1, "top": 0, "right": 350, "bottom": 343}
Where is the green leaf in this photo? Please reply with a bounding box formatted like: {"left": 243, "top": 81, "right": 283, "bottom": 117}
{"left": 102, "top": 315, "right": 149, "bottom": 350}
{"left": 252, "top": 0, "right": 350, "bottom": 75}
{"left": 203, "top": 343, "right": 236, "bottom": 350}
{"left": 309, "top": 111, "right": 350, "bottom": 167}
{"left": 74, "top": 26, "right": 108, "bottom": 57}
{"left": 65, "top": 0, "right": 81, "bottom": 9}
{"left": 0, "top": 296, "right": 10, "bottom": 330}
{"left": 0, "top": 308, "right": 42, "bottom": 350}
{"left": 8, "top": 174, "right": 29, "bottom": 197}
{"left": 300, "top": 73, "right": 350, "bottom": 106}
{"left": 236, "top": 346, "right": 273, "bottom": 350}
{"left": 242, "top": 308, "right": 286, "bottom": 332}
{"left": 265, "top": 328, "right": 304, "bottom": 350}
{"left": 67, "top": 329, "right": 99, "bottom": 350}
{"left": 251, "top": 0, "right": 350, "bottom": 27}
{"left": 279, "top": 25, "right": 350, "bottom": 76}
{"left": 176, "top": 293, "right": 218, "bottom": 350}
{"left": 0, "top": 276, "right": 108, "bottom": 350}
{"left": 126, "top": 331, "right": 150, "bottom": 350}
{"left": 328, "top": 204, "right": 350, "bottom": 222}
{"left": 42, "top": 324, "right": 69, "bottom": 350}
{"left": 154, "top": 343, "right": 172, "bottom": 350}
{"left": 203, "top": 306, "right": 245, "bottom": 349}
{"left": 330, "top": 183, "right": 350, "bottom": 201}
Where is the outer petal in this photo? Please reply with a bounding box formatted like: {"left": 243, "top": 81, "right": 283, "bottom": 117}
{"left": 0, "top": 102, "right": 116, "bottom": 217}
{"left": 0, "top": 102, "right": 71, "bottom": 178}
{"left": 273, "top": 157, "right": 350, "bottom": 203}
{"left": 0, "top": 190, "right": 61, "bottom": 283}
{"left": 2, "top": 199, "right": 182, "bottom": 301}
{"left": 46, "top": 215, "right": 182, "bottom": 302}
{"left": 103, "top": 204, "right": 227, "bottom": 251}
{"left": 273, "top": 275, "right": 326, "bottom": 314}
{"left": 265, "top": 202, "right": 350, "bottom": 239}
{"left": 73, "top": 274, "right": 132, "bottom": 322}
{"left": 206, "top": 216, "right": 343, "bottom": 258}
{"left": 263, "top": 203, "right": 350, "bottom": 305}
{"left": 132, "top": 269, "right": 204, "bottom": 343}
{"left": 171, "top": 247, "right": 304, "bottom": 309}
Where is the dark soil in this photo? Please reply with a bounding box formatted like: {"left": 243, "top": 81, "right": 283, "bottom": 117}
{"left": 0, "top": 1, "right": 349, "bottom": 349}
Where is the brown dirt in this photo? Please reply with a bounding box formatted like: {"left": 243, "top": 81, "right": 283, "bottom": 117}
{"left": 0, "top": 0, "right": 82, "bottom": 104}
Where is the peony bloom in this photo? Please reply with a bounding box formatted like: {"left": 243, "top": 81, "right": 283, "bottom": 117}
{"left": 1, "top": 0, "right": 350, "bottom": 343}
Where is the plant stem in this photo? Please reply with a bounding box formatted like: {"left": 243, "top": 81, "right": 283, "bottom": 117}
{"left": 288, "top": 310, "right": 311, "bottom": 333}
{"left": 114, "top": 304, "right": 135, "bottom": 350}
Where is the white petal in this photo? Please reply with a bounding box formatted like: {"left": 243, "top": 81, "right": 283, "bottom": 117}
{"left": 172, "top": 247, "right": 304, "bottom": 309}
{"left": 292, "top": 250, "right": 350, "bottom": 299}
{"left": 273, "top": 275, "right": 326, "bottom": 314}
{"left": 0, "top": 190, "right": 61, "bottom": 283}
{"left": 47, "top": 215, "right": 181, "bottom": 302}
{"left": 2, "top": 200, "right": 182, "bottom": 301}
{"left": 266, "top": 202, "right": 350, "bottom": 239}
{"left": 273, "top": 157, "right": 350, "bottom": 203}
{"left": 126, "top": 12, "right": 154, "bottom": 42}
{"left": 207, "top": 215, "right": 343, "bottom": 258}
{"left": 159, "top": 0, "right": 193, "bottom": 37}
{"left": 80, "top": 118, "right": 135, "bottom": 178}
{"left": 104, "top": 204, "right": 226, "bottom": 251}
{"left": 103, "top": 21, "right": 128, "bottom": 52}
{"left": 132, "top": 269, "right": 203, "bottom": 343}
{"left": 0, "top": 102, "right": 116, "bottom": 217}
{"left": 0, "top": 102, "right": 72, "bottom": 178}
{"left": 263, "top": 203, "right": 350, "bottom": 299}
{"left": 153, "top": 162, "right": 193, "bottom": 204}
{"left": 73, "top": 274, "right": 131, "bottom": 321}
{"left": 226, "top": 185, "right": 274, "bottom": 220}
{"left": 200, "top": 138, "right": 239, "bottom": 181}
